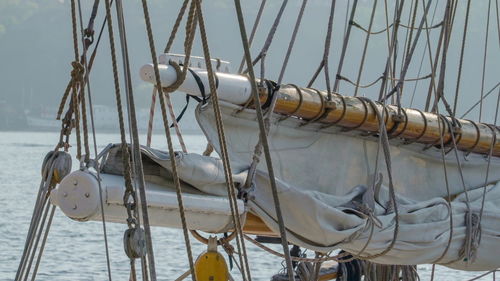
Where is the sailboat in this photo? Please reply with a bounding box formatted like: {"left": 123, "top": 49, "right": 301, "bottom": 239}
{"left": 16, "top": 0, "right": 500, "bottom": 280}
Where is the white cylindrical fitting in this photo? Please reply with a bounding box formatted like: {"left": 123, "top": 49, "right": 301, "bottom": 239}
{"left": 50, "top": 170, "right": 244, "bottom": 233}
{"left": 139, "top": 63, "right": 253, "bottom": 105}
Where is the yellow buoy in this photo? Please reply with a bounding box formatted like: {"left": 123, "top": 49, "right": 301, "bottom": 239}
{"left": 194, "top": 236, "right": 229, "bottom": 281}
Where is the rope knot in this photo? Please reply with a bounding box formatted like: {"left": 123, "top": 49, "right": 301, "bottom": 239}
{"left": 460, "top": 212, "right": 481, "bottom": 264}
{"left": 352, "top": 201, "right": 383, "bottom": 229}
{"left": 70, "top": 61, "right": 85, "bottom": 82}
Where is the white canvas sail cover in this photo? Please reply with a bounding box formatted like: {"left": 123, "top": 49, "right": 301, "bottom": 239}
{"left": 122, "top": 101, "right": 500, "bottom": 271}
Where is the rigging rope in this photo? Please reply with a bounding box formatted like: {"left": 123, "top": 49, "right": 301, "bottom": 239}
{"left": 377, "top": 0, "right": 404, "bottom": 102}
{"left": 351, "top": 98, "right": 400, "bottom": 261}
{"left": 403, "top": 0, "right": 420, "bottom": 71}
{"left": 194, "top": 1, "right": 252, "bottom": 280}
{"left": 29, "top": 206, "right": 56, "bottom": 281}
{"left": 475, "top": 2, "right": 498, "bottom": 267}
{"left": 429, "top": 96, "right": 455, "bottom": 266}
{"left": 20, "top": 0, "right": 116, "bottom": 278}
{"left": 439, "top": 117, "right": 477, "bottom": 265}
{"left": 20, "top": 1, "right": 500, "bottom": 280}
{"left": 146, "top": 0, "right": 190, "bottom": 148}
{"left": 409, "top": 0, "right": 440, "bottom": 108}
{"left": 340, "top": 73, "right": 433, "bottom": 90}
{"left": 479, "top": 0, "right": 493, "bottom": 122}
{"left": 383, "top": 0, "right": 398, "bottom": 99}
{"left": 475, "top": 93, "right": 500, "bottom": 199}
{"left": 452, "top": 0, "right": 472, "bottom": 116}
{"left": 164, "top": 0, "right": 190, "bottom": 54}
{"left": 242, "top": 0, "right": 288, "bottom": 74}
{"left": 382, "top": 0, "right": 434, "bottom": 104}
{"left": 351, "top": 19, "right": 442, "bottom": 35}
{"left": 140, "top": 0, "right": 198, "bottom": 279}
{"left": 237, "top": 0, "right": 267, "bottom": 74}
{"left": 114, "top": 1, "right": 155, "bottom": 280}
{"left": 276, "top": 0, "right": 308, "bottom": 85}
{"left": 242, "top": 0, "right": 310, "bottom": 198}
{"left": 103, "top": 0, "right": 140, "bottom": 279}
{"left": 496, "top": 0, "right": 500, "bottom": 47}
{"left": 307, "top": 0, "right": 336, "bottom": 99}
{"left": 146, "top": 88, "right": 157, "bottom": 147}
{"left": 75, "top": 0, "right": 91, "bottom": 164}
{"left": 333, "top": 0, "right": 359, "bottom": 93}
{"left": 353, "top": 0, "right": 378, "bottom": 97}
{"left": 460, "top": 82, "right": 500, "bottom": 118}
{"left": 430, "top": 0, "right": 454, "bottom": 114}
{"left": 244, "top": 235, "right": 350, "bottom": 263}
{"left": 69, "top": 0, "right": 82, "bottom": 161}
{"left": 160, "top": 0, "right": 191, "bottom": 153}
{"left": 15, "top": 152, "right": 71, "bottom": 281}
{"left": 232, "top": 1, "right": 295, "bottom": 280}
{"left": 424, "top": 7, "right": 446, "bottom": 112}
{"left": 263, "top": 0, "right": 309, "bottom": 127}
{"left": 76, "top": 0, "right": 112, "bottom": 279}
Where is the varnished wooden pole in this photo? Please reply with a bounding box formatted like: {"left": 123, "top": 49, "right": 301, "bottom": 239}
{"left": 250, "top": 85, "right": 499, "bottom": 157}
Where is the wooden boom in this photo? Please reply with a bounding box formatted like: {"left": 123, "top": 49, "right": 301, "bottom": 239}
{"left": 253, "top": 85, "right": 499, "bottom": 157}
{"left": 140, "top": 62, "right": 499, "bottom": 157}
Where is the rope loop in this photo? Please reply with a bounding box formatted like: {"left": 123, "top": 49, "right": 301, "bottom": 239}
{"left": 387, "top": 108, "right": 408, "bottom": 139}
{"left": 403, "top": 108, "right": 428, "bottom": 145}
{"left": 279, "top": 84, "right": 303, "bottom": 122}
{"left": 342, "top": 97, "right": 369, "bottom": 132}
{"left": 164, "top": 60, "right": 185, "bottom": 93}
{"left": 321, "top": 93, "right": 347, "bottom": 129}
{"left": 444, "top": 116, "right": 463, "bottom": 154}
{"left": 464, "top": 120, "right": 481, "bottom": 156}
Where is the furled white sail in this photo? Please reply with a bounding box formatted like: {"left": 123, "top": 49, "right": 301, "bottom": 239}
{"left": 50, "top": 100, "right": 500, "bottom": 271}
{"left": 193, "top": 101, "right": 500, "bottom": 271}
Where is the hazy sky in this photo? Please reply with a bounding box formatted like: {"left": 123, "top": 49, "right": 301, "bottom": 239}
{"left": 0, "top": 0, "right": 498, "bottom": 123}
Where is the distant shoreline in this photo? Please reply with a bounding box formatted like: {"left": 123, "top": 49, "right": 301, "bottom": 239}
{"left": 0, "top": 127, "right": 203, "bottom": 135}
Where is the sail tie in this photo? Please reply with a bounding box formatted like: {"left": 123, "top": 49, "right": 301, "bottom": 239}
{"left": 461, "top": 212, "right": 481, "bottom": 264}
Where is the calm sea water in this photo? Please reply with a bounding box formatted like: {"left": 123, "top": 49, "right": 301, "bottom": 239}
{"left": 0, "top": 131, "right": 494, "bottom": 281}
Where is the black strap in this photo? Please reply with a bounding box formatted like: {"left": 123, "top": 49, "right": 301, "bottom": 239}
{"left": 261, "top": 80, "right": 279, "bottom": 109}
{"left": 169, "top": 95, "right": 188, "bottom": 128}
{"left": 169, "top": 68, "right": 207, "bottom": 127}
{"left": 171, "top": 67, "right": 220, "bottom": 127}
{"left": 187, "top": 68, "right": 207, "bottom": 103}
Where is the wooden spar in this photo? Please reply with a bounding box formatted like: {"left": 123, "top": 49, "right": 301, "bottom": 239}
{"left": 249, "top": 85, "right": 500, "bottom": 157}
{"left": 54, "top": 170, "right": 278, "bottom": 236}
{"left": 242, "top": 212, "right": 276, "bottom": 236}
{"left": 140, "top": 63, "right": 499, "bottom": 157}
